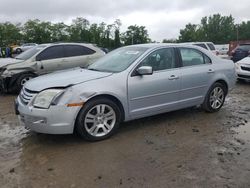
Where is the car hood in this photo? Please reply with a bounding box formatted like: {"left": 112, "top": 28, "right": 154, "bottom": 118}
{"left": 237, "top": 57, "right": 250, "bottom": 65}
{"left": 0, "top": 58, "right": 23, "bottom": 68}
{"left": 25, "top": 68, "right": 113, "bottom": 92}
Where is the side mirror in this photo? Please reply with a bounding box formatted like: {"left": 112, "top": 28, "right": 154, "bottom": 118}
{"left": 35, "top": 56, "right": 41, "bottom": 61}
{"left": 137, "top": 66, "right": 153, "bottom": 76}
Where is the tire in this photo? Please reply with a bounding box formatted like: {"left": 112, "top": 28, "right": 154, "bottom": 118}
{"left": 16, "top": 48, "right": 22, "bottom": 54}
{"left": 75, "top": 98, "right": 122, "bottom": 141}
{"left": 13, "top": 73, "right": 35, "bottom": 93}
{"left": 202, "top": 82, "right": 227, "bottom": 113}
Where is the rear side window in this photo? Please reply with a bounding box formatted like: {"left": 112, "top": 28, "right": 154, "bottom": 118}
{"left": 207, "top": 43, "right": 216, "bottom": 50}
{"left": 179, "top": 48, "right": 211, "bottom": 67}
{"left": 194, "top": 43, "right": 208, "bottom": 50}
{"left": 37, "top": 46, "right": 64, "bottom": 61}
{"left": 64, "top": 45, "right": 96, "bottom": 57}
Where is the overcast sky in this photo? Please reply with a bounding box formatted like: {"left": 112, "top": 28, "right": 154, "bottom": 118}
{"left": 1, "top": 0, "right": 249, "bottom": 41}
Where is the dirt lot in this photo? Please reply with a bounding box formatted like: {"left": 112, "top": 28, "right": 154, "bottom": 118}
{"left": 0, "top": 82, "right": 250, "bottom": 188}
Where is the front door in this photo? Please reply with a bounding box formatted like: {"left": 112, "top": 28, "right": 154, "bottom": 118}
{"left": 35, "top": 45, "right": 65, "bottom": 74}
{"left": 128, "top": 48, "right": 181, "bottom": 119}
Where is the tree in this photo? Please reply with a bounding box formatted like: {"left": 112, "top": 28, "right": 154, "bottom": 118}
{"left": 114, "top": 19, "right": 122, "bottom": 48}
{"left": 50, "top": 22, "right": 69, "bottom": 42}
{"left": 238, "top": 21, "right": 250, "bottom": 40}
{"left": 22, "top": 19, "right": 52, "bottom": 43}
{"left": 69, "top": 17, "right": 90, "bottom": 42}
{"left": 122, "top": 25, "right": 150, "bottom": 45}
{"left": 178, "top": 14, "right": 236, "bottom": 44}
{"left": 0, "top": 22, "right": 22, "bottom": 46}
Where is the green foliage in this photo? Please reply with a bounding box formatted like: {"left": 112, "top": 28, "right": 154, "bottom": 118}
{"left": 238, "top": 21, "right": 250, "bottom": 40}
{"left": 121, "top": 25, "right": 150, "bottom": 45}
{"left": 0, "top": 22, "right": 22, "bottom": 46}
{"left": 178, "top": 14, "right": 240, "bottom": 44}
{"left": 0, "top": 18, "right": 151, "bottom": 50}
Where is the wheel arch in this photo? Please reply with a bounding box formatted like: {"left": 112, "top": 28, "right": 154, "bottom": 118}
{"left": 84, "top": 94, "right": 125, "bottom": 122}
{"left": 214, "top": 79, "right": 228, "bottom": 95}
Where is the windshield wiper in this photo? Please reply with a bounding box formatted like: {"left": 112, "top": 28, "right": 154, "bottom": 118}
{"left": 87, "top": 68, "right": 101, "bottom": 72}
{"left": 15, "top": 57, "right": 23, "bottom": 60}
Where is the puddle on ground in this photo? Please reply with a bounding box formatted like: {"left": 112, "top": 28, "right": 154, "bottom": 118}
{"left": 232, "top": 122, "right": 250, "bottom": 142}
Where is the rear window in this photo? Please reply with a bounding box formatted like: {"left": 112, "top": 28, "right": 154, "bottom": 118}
{"left": 207, "top": 43, "right": 216, "bottom": 50}
{"left": 194, "top": 43, "right": 208, "bottom": 50}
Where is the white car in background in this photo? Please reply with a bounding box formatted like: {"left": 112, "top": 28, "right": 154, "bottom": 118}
{"left": 13, "top": 43, "right": 38, "bottom": 54}
{"left": 182, "top": 42, "right": 219, "bottom": 56}
{"left": 235, "top": 57, "right": 250, "bottom": 81}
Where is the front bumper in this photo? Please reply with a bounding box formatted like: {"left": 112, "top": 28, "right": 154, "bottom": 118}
{"left": 16, "top": 96, "right": 81, "bottom": 134}
{"left": 236, "top": 66, "right": 250, "bottom": 81}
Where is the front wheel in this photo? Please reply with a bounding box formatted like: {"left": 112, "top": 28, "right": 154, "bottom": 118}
{"left": 202, "top": 82, "right": 227, "bottom": 113}
{"left": 12, "top": 73, "right": 35, "bottom": 93}
{"left": 75, "top": 98, "right": 122, "bottom": 141}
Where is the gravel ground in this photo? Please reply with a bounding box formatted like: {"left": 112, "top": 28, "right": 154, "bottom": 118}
{"left": 0, "top": 81, "right": 250, "bottom": 188}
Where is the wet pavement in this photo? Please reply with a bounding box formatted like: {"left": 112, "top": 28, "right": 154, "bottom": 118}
{"left": 0, "top": 82, "right": 250, "bottom": 188}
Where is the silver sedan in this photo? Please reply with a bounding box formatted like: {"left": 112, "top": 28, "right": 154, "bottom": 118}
{"left": 16, "top": 43, "right": 236, "bottom": 141}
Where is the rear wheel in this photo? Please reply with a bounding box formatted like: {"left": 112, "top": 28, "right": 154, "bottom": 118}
{"left": 75, "top": 98, "right": 122, "bottom": 141}
{"left": 202, "top": 82, "right": 227, "bottom": 113}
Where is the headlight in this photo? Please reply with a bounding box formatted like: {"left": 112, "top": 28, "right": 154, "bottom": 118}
{"left": 33, "top": 89, "right": 64, "bottom": 109}
{"left": 235, "top": 63, "right": 240, "bottom": 70}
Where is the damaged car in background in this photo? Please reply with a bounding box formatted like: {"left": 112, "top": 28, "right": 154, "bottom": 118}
{"left": 15, "top": 43, "right": 236, "bottom": 141}
{"left": 0, "top": 43, "right": 105, "bottom": 93}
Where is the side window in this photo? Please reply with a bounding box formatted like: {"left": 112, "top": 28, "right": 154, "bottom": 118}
{"left": 204, "top": 55, "right": 212, "bottom": 64}
{"left": 140, "top": 48, "right": 176, "bottom": 71}
{"left": 36, "top": 46, "right": 64, "bottom": 61}
{"left": 179, "top": 48, "right": 208, "bottom": 67}
{"left": 207, "top": 43, "right": 216, "bottom": 50}
{"left": 64, "top": 45, "right": 96, "bottom": 57}
{"left": 194, "top": 43, "right": 208, "bottom": 50}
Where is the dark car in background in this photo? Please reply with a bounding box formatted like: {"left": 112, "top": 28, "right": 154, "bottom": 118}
{"left": 231, "top": 44, "right": 250, "bottom": 62}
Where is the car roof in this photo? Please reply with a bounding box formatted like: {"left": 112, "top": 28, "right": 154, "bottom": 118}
{"left": 126, "top": 43, "right": 209, "bottom": 50}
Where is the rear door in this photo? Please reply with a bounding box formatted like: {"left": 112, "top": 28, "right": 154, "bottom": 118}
{"left": 63, "top": 45, "right": 97, "bottom": 69}
{"left": 177, "top": 47, "right": 214, "bottom": 107}
{"left": 35, "top": 45, "right": 65, "bottom": 74}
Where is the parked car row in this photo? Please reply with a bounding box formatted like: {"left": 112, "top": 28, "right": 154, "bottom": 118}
{"left": 13, "top": 43, "right": 236, "bottom": 141}
{"left": 0, "top": 43, "right": 105, "bottom": 93}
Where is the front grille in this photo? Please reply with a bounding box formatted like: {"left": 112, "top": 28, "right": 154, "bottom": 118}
{"left": 241, "top": 66, "right": 250, "bottom": 72}
{"left": 19, "top": 88, "right": 38, "bottom": 105}
{"left": 238, "top": 74, "right": 250, "bottom": 79}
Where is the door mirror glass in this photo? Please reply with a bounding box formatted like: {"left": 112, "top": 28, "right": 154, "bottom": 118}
{"left": 137, "top": 66, "right": 153, "bottom": 75}
{"left": 36, "top": 56, "right": 41, "bottom": 61}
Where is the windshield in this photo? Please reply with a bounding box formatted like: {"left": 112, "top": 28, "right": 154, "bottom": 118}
{"left": 88, "top": 46, "right": 148, "bottom": 73}
{"left": 15, "top": 45, "right": 47, "bottom": 60}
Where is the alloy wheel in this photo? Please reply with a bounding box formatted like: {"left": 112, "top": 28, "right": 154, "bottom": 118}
{"left": 209, "top": 87, "right": 224, "bottom": 109}
{"left": 84, "top": 104, "right": 116, "bottom": 137}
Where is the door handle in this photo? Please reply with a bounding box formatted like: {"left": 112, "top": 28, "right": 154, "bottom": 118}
{"left": 207, "top": 69, "right": 214, "bottom": 73}
{"left": 168, "top": 75, "right": 179, "bottom": 80}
